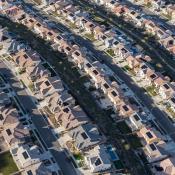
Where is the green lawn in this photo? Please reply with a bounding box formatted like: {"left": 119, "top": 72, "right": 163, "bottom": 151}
{"left": 146, "top": 86, "right": 157, "bottom": 96}
{"left": 0, "top": 152, "right": 18, "bottom": 175}
{"left": 106, "top": 49, "right": 115, "bottom": 57}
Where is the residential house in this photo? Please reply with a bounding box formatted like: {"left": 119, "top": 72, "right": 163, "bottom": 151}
{"left": 129, "top": 112, "right": 143, "bottom": 130}
{"left": 68, "top": 123, "right": 103, "bottom": 151}
{"left": 56, "top": 105, "right": 89, "bottom": 130}
{"left": 159, "top": 83, "right": 175, "bottom": 100}
{"left": 85, "top": 144, "right": 111, "bottom": 173}
{"left": 93, "top": 25, "right": 105, "bottom": 40}
{"left": 35, "top": 76, "right": 64, "bottom": 99}
{"left": 2, "top": 119, "right": 30, "bottom": 147}
{"left": 119, "top": 101, "right": 137, "bottom": 118}
{"left": 0, "top": 89, "right": 10, "bottom": 104}
{"left": 26, "top": 63, "right": 51, "bottom": 82}
{"left": 0, "top": 106, "right": 20, "bottom": 127}
{"left": 45, "top": 90, "right": 75, "bottom": 113}
{"left": 71, "top": 49, "right": 86, "bottom": 69}
{"left": 11, "top": 144, "right": 58, "bottom": 174}
{"left": 12, "top": 49, "right": 41, "bottom": 69}
{"left": 152, "top": 157, "right": 175, "bottom": 175}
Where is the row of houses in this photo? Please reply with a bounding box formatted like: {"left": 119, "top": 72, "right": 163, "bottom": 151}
{"left": 0, "top": 73, "right": 61, "bottom": 175}
{"left": 48, "top": 0, "right": 175, "bottom": 114}
{"left": 128, "top": 0, "right": 175, "bottom": 22}
{"left": 1, "top": 26, "right": 113, "bottom": 173}
{"left": 137, "top": 126, "right": 175, "bottom": 174}
{"left": 91, "top": 0, "right": 175, "bottom": 56}
{"left": 2, "top": 2, "right": 175, "bottom": 174}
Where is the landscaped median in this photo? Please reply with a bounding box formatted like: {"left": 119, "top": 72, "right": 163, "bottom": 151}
{"left": 0, "top": 16, "right": 150, "bottom": 175}
{"left": 0, "top": 151, "right": 18, "bottom": 175}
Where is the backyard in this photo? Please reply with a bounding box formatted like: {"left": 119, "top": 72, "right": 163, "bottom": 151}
{"left": 0, "top": 151, "right": 18, "bottom": 175}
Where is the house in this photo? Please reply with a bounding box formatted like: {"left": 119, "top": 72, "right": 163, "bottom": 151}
{"left": 12, "top": 49, "right": 41, "bottom": 69}
{"left": 35, "top": 76, "right": 64, "bottom": 99}
{"left": 143, "top": 19, "right": 156, "bottom": 35}
{"left": 145, "top": 69, "right": 159, "bottom": 86}
{"left": 21, "top": 15, "right": 37, "bottom": 29}
{"left": 126, "top": 55, "right": 142, "bottom": 69}
{"left": 152, "top": 157, "right": 175, "bottom": 175}
{"left": 0, "top": 89, "right": 10, "bottom": 104}
{"left": 2, "top": 119, "right": 30, "bottom": 147}
{"left": 84, "top": 20, "right": 96, "bottom": 34}
{"left": 11, "top": 143, "right": 58, "bottom": 174}
{"left": 93, "top": 25, "right": 105, "bottom": 40}
{"left": 129, "top": 113, "right": 143, "bottom": 130}
{"left": 85, "top": 144, "right": 111, "bottom": 173}
{"left": 126, "top": 10, "right": 142, "bottom": 27}
{"left": 84, "top": 61, "right": 105, "bottom": 89}
{"left": 119, "top": 101, "right": 137, "bottom": 118}
{"left": 45, "top": 91, "right": 75, "bottom": 113}
{"left": 26, "top": 63, "right": 51, "bottom": 82}
{"left": 33, "top": 21, "right": 48, "bottom": 38}
{"left": 136, "top": 63, "right": 149, "bottom": 78}
{"left": 114, "top": 44, "right": 132, "bottom": 60}
{"left": 138, "top": 127, "right": 164, "bottom": 145}
{"left": 112, "top": 5, "right": 129, "bottom": 16}
{"left": 153, "top": 76, "right": 166, "bottom": 88}
{"left": 159, "top": 83, "right": 175, "bottom": 100}
{"left": 68, "top": 123, "right": 103, "bottom": 151}
{"left": 107, "top": 87, "right": 123, "bottom": 109}
{"left": 0, "top": 106, "right": 20, "bottom": 127}
{"left": 71, "top": 49, "right": 86, "bottom": 69}
{"left": 54, "top": 34, "right": 65, "bottom": 45}
{"left": 45, "top": 29, "right": 57, "bottom": 41}
{"left": 56, "top": 105, "right": 89, "bottom": 130}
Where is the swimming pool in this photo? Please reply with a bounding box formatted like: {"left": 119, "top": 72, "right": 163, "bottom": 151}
{"left": 106, "top": 145, "right": 119, "bottom": 161}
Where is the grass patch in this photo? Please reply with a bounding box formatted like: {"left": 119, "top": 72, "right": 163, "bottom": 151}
{"left": 113, "top": 160, "right": 124, "bottom": 170}
{"left": 117, "top": 121, "right": 131, "bottom": 134}
{"left": 84, "top": 33, "right": 95, "bottom": 41}
{"left": 106, "top": 49, "right": 115, "bottom": 57}
{"left": 0, "top": 151, "right": 18, "bottom": 175}
{"left": 166, "top": 106, "right": 175, "bottom": 118}
{"left": 127, "top": 134, "right": 142, "bottom": 149}
{"left": 146, "top": 85, "right": 157, "bottom": 96}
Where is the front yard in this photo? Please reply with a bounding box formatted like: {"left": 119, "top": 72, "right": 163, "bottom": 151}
{"left": 146, "top": 85, "right": 157, "bottom": 96}
{"left": 0, "top": 151, "right": 18, "bottom": 175}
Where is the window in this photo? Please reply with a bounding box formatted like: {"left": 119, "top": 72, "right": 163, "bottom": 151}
{"left": 75, "top": 51, "right": 80, "bottom": 56}
{"left": 6, "top": 129, "right": 12, "bottom": 136}
{"left": 81, "top": 132, "right": 88, "bottom": 139}
{"left": 0, "top": 114, "right": 4, "bottom": 121}
{"left": 104, "top": 83, "right": 109, "bottom": 89}
{"left": 63, "top": 108, "right": 69, "bottom": 113}
{"left": 45, "top": 81, "right": 50, "bottom": 86}
{"left": 27, "top": 170, "right": 33, "bottom": 175}
{"left": 86, "top": 63, "right": 92, "bottom": 68}
{"left": 93, "top": 70, "right": 99, "bottom": 75}
{"left": 123, "top": 105, "right": 129, "bottom": 111}
{"left": 146, "top": 132, "right": 153, "bottom": 139}
{"left": 150, "top": 74, "right": 156, "bottom": 79}
{"left": 22, "top": 151, "right": 29, "bottom": 159}
{"left": 111, "top": 90, "right": 117, "bottom": 97}
{"left": 23, "top": 54, "right": 28, "bottom": 59}
{"left": 95, "top": 158, "right": 102, "bottom": 166}
{"left": 163, "top": 84, "right": 170, "bottom": 89}
{"left": 133, "top": 114, "right": 140, "bottom": 121}
{"left": 150, "top": 143, "right": 157, "bottom": 151}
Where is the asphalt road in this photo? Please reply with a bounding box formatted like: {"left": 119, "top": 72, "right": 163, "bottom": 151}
{"left": 0, "top": 61, "right": 78, "bottom": 175}
{"left": 21, "top": 2, "right": 175, "bottom": 142}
